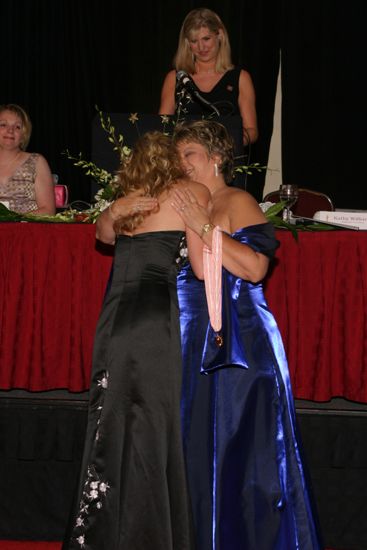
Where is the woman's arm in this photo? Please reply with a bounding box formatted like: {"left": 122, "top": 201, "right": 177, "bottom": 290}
{"left": 204, "top": 193, "right": 268, "bottom": 282}
{"left": 184, "top": 183, "right": 211, "bottom": 279}
{"left": 158, "top": 70, "right": 176, "bottom": 114}
{"left": 95, "top": 204, "right": 117, "bottom": 245}
{"left": 171, "top": 182, "right": 211, "bottom": 280}
{"left": 32, "top": 155, "right": 56, "bottom": 215}
{"left": 95, "top": 196, "right": 158, "bottom": 244}
{"left": 185, "top": 226, "right": 205, "bottom": 279}
{"left": 172, "top": 188, "right": 269, "bottom": 283}
{"left": 238, "top": 70, "right": 258, "bottom": 145}
{"left": 216, "top": 232, "right": 269, "bottom": 282}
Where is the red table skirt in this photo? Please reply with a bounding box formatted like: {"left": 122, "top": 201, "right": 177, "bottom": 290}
{"left": 1, "top": 223, "right": 367, "bottom": 402}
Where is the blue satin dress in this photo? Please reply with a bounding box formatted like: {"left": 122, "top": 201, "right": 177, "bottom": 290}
{"left": 177, "top": 223, "right": 322, "bottom": 550}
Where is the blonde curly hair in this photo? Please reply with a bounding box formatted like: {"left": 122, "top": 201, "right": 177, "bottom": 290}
{"left": 113, "top": 131, "right": 184, "bottom": 233}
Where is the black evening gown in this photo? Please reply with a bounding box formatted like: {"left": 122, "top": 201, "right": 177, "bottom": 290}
{"left": 175, "top": 67, "right": 242, "bottom": 117}
{"left": 62, "top": 230, "right": 194, "bottom": 550}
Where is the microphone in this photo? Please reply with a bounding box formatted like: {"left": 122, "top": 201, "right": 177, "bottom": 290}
{"left": 176, "top": 70, "right": 220, "bottom": 116}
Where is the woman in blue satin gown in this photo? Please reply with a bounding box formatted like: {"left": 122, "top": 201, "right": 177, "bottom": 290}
{"left": 171, "top": 120, "right": 323, "bottom": 550}
{"left": 62, "top": 131, "right": 210, "bottom": 550}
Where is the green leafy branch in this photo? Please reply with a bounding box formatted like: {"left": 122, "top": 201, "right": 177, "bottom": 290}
{"left": 62, "top": 106, "right": 132, "bottom": 194}
{"left": 97, "top": 106, "right": 132, "bottom": 162}
{"left": 62, "top": 150, "right": 114, "bottom": 188}
{"left": 235, "top": 162, "right": 267, "bottom": 176}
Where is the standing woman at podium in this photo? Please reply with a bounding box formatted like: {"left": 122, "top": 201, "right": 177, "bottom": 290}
{"left": 159, "top": 8, "right": 258, "bottom": 146}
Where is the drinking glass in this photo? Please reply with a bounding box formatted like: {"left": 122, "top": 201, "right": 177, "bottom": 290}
{"left": 279, "top": 184, "right": 299, "bottom": 222}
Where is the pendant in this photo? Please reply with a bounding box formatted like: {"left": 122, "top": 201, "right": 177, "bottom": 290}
{"left": 215, "top": 333, "right": 224, "bottom": 347}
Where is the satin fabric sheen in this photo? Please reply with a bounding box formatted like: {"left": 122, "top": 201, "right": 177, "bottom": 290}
{"left": 177, "top": 223, "right": 322, "bottom": 550}
{"left": 63, "top": 231, "right": 194, "bottom": 550}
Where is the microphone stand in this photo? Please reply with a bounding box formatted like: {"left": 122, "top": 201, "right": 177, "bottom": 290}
{"left": 176, "top": 72, "right": 220, "bottom": 117}
{"left": 191, "top": 92, "right": 220, "bottom": 117}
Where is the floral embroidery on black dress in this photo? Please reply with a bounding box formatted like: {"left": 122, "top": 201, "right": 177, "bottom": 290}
{"left": 70, "top": 371, "right": 110, "bottom": 548}
{"left": 175, "top": 234, "right": 189, "bottom": 271}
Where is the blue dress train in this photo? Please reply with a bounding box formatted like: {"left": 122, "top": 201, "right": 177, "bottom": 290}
{"left": 177, "top": 223, "right": 322, "bottom": 550}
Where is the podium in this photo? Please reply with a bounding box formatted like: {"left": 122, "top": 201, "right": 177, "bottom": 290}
{"left": 91, "top": 113, "right": 246, "bottom": 200}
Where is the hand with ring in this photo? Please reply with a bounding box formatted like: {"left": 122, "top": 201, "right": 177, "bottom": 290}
{"left": 171, "top": 188, "right": 211, "bottom": 236}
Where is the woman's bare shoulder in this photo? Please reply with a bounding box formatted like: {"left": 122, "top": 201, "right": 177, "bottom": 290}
{"left": 226, "top": 187, "right": 257, "bottom": 203}
{"left": 178, "top": 178, "right": 211, "bottom": 202}
{"left": 163, "top": 69, "right": 176, "bottom": 85}
{"left": 239, "top": 68, "right": 255, "bottom": 86}
{"left": 225, "top": 187, "right": 267, "bottom": 225}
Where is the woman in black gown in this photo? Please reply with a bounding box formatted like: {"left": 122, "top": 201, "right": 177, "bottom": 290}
{"left": 62, "top": 131, "right": 209, "bottom": 550}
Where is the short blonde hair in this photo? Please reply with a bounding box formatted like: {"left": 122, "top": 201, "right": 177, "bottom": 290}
{"left": 174, "top": 8, "right": 233, "bottom": 74}
{"left": 0, "top": 103, "right": 32, "bottom": 150}
{"left": 173, "top": 120, "right": 235, "bottom": 184}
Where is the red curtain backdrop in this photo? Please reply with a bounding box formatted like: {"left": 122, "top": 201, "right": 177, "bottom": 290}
{"left": 1, "top": 223, "right": 367, "bottom": 402}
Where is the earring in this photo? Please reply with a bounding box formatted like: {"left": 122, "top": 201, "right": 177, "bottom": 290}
{"left": 214, "top": 163, "right": 219, "bottom": 177}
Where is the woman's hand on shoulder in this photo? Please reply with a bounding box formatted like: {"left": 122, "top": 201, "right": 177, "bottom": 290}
{"left": 96, "top": 195, "right": 158, "bottom": 245}
{"left": 185, "top": 179, "right": 211, "bottom": 206}
{"left": 158, "top": 70, "right": 176, "bottom": 114}
{"left": 172, "top": 180, "right": 211, "bottom": 236}
{"left": 171, "top": 181, "right": 210, "bottom": 281}
{"left": 110, "top": 195, "right": 159, "bottom": 219}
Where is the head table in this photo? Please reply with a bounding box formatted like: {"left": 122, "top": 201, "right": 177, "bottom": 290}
{"left": 0, "top": 222, "right": 366, "bottom": 402}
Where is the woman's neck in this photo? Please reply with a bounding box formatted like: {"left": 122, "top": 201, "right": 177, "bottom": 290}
{"left": 195, "top": 61, "right": 216, "bottom": 74}
{"left": 206, "top": 178, "right": 226, "bottom": 196}
{"left": 0, "top": 149, "right": 21, "bottom": 168}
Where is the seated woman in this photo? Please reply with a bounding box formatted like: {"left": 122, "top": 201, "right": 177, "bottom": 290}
{"left": 0, "top": 103, "right": 55, "bottom": 215}
{"left": 171, "top": 119, "right": 322, "bottom": 549}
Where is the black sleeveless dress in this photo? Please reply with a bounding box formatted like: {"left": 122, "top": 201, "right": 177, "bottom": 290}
{"left": 175, "top": 67, "right": 241, "bottom": 117}
{"left": 62, "top": 231, "right": 194, "bottom": 550}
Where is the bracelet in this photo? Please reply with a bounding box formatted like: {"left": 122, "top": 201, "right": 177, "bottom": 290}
{"left": 201, "top": 223, "right": 215, "bottom": 238}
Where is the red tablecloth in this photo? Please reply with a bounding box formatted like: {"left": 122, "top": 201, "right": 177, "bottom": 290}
{"left": 1, "top": 223, "right": 367, "bottom": 402}
{"left": 0, "top": 223, "right": 112, "bottom": 391}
